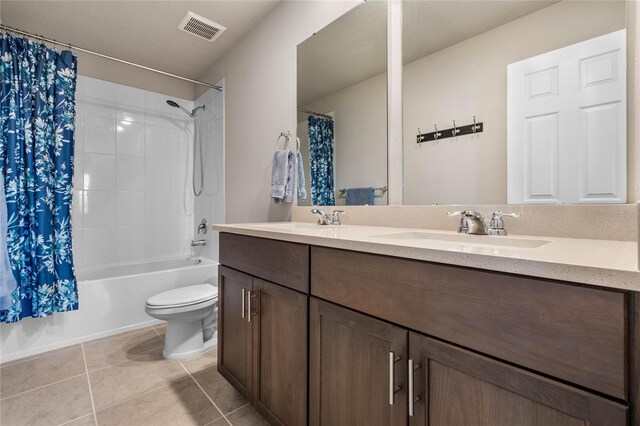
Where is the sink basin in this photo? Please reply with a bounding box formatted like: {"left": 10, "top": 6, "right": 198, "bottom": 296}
{"left": 372, "top": 231, "right": 550, "bottom": 251}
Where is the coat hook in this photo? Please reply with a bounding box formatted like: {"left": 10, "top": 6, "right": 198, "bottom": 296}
{"left": 471, "top": 116, "right": 481, "bottom": 133}
{"left": 452, "top": 120, "right": 460, "bottom": 137}
{"left": 417, "top": 128, "right": 422, "bottom": 142}
{"left": 434, "top": 124, "right": 440, "bottom": 140}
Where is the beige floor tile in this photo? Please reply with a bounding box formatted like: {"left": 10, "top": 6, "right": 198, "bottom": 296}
{"left": 83, "top": 329, "right": 164, "bottom": 371}
{"left": 96, "top": 378, "right": 222, "bottom": 426}
{"left": 205, "top": 418, "right": 231, "bottom": 426}
{"left": 89, "top": 353, "right": 188, "bottom": 410}
{"left": 63, "top": 413, "right": 96, "bottom": 425}
{"left": 225, "top": 405, "right": 269, "bottom": 426}
{"left": 192, "top": 369, "right": 246, "bottom": 415}
{"left": 180, "top": 349, "right": 217, "bottom": 375}
{"left": 0, "top": 375, "right": 93, "bottom": 426}
{"left": 153, "top": 323, "right": 166, "bottom": 333}
{"left": 0, "top": 346, "right": 86, "bottom": 398}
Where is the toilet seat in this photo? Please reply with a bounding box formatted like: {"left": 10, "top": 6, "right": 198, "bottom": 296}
{"left": 146, "top": 283, "right": 218, "bottom": 309}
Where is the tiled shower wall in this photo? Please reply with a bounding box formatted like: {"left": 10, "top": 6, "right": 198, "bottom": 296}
{"left": 73, "top": 76, "right": 196, "bottom": 268}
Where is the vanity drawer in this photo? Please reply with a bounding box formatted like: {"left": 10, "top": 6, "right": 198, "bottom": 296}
{"left": 220, "top": 233, "right": 309, "bottom": 293}
{"left": 310, "top": 246, "right": 627, "bottom": 399}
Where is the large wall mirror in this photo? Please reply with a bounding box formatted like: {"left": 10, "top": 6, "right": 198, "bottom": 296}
{"left": 297, "top": 1, "right": 388, "bottom": 207}
{"left": 403, "top": 0, "right": 628, "bottom": 205}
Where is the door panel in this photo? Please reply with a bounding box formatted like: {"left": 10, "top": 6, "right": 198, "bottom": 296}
{"left": 409, "top": 333, "right": 627, "bottom": 426}
{"left": 218, "top": 266, "right": 253, "bottom": 400}
{"left": 253, "top": 279, "right": 308, "bottom": 426}
{"left": 310, "top": 298, "right": 407, "bottom": 426}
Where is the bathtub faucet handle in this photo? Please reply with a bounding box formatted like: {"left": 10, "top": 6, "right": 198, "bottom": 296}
{"left": 197, "top": 219, "right": 208, "bottom": 235}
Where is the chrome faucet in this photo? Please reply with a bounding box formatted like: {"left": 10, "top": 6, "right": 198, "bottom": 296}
{"left": 191, "top": 239, "right": 207, "bottom": 247}
{"left": 311, "top": 209, "right": 346, "bottom": 225}
{"left": 448, "top": 210, "right": 488, "bottom": 235}
{"left": 448, "top": 210, "right": 521, "bottom": 235}
{"left": 197, "top": 218, "right": 208, "bottom": 235}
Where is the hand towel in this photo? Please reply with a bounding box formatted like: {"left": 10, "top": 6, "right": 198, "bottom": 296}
{"left": 0, "top": 181, "right": 18, "bottom": 310}
{"left": 296, "top": 151, "right": 307, "bottom": 200}
{"left": 283, "top": 149, "right": 295, "bottom": 203}
{"left": 271, "top": 149, "right": 291, "bottom": 201}
{"left": 346, "top": 187, "right": 375, "bottom": 206}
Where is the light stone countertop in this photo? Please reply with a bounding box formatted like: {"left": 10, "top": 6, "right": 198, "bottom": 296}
{"left": 213, "top": 222, "right": 639, "bottom": 292}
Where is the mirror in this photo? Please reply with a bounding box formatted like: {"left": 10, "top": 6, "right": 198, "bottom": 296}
{"left": 402, "top": 1, "right": 628, "bottom": 205}
{"left": 297, "top": 1, "right": 388, "bottom": 206}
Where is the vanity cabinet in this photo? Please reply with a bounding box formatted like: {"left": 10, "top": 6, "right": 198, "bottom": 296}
{"left": 218, "top": 234, "right": 310, "bottom": 426}
{"left": 309, "top": 298, "right": 407, "bottom": 426}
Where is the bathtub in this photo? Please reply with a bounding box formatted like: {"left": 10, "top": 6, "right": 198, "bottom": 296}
{"left": 0, "top": 257, "right": 218, "bottom": 363}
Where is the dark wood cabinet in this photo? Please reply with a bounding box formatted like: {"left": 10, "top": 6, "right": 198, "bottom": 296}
{"left": 253, "top": 279, "right": 308, "bottom": 426}
{"left": 218, "top": 263, "right": 308, "bottom": 426}
{"left": 309, "top": 298, "right": 407, "bottom": 426}
{"left": 408, "top": 333, "right": 627, "bottom": 426}
{"left": 218, "top": 265, "right": 253, "bottom": 400}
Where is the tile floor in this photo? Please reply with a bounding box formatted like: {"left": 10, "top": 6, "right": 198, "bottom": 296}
{"left": 0, "top": 325, "right": 269, "bottom": 426}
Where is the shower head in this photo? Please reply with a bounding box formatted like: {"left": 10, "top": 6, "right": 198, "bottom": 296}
{"left": 165, "top": 99, "right": 205, "bottom": 118}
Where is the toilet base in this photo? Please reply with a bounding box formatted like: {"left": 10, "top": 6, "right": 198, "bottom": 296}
{"left": 162, "top": 320, "right": 216, "bottom": 360}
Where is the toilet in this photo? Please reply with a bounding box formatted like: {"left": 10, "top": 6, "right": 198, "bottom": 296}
{"left": 145, "top": 283, "right": 218, "bottom": 360}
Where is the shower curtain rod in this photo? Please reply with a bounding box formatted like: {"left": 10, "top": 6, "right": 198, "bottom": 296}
{"left": 297, "top": 108, "right": 332, "bottom": 120}
{"left": 0, "top": 24, "right": 222, "bottom": 91}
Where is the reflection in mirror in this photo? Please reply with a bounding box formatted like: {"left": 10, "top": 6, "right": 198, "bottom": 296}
{"left": 402, "top": 1, "right": 628, "bottom": 205}
{"left": 297, "top": 1, "right": 388, "bottom": 207}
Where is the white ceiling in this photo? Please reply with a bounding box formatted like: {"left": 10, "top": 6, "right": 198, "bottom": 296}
{"left": 0, "top": 1, "right": 281, "bottom": 82}
{"left": 298, "top": 1, "right": 558, "bottom": 106}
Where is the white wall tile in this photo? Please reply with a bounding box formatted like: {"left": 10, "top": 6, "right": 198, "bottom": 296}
{"left": 116, "top": 192, "right": 144, "bottom": 227}
{"left": 116, "top": 156, "right": 144, "bottom": 192}
{"left": 72, "top": 190, "right": 83, "bottom": 229}
{"left": 84, "top": 191, "right": 116, "bottom": 228}
{"left": 144, "top": 227, "right": 171, "bottom": 259}
{"left": 73, "top": 150, "right": 84, "bottom": 190}
{"left": 144, "top": 192, "right": 171, "bottom": 225}
{"left": 75, "top": 110, "right": 84, "bottom": 152}
{"left": 116, "top": 121, "right": 145, "bottom": 157}
{"left": 84, "top": 115, "right": 116, "bottom": 154}
{"left": 144, "top": 158, "right": 172, "bottom": 192}
{"left": 84, "top": 153, "right": 115, "bottom": 191}
{"left": 145, "top": 124, "right": 174, "bottom": 160}
{"left": 116, "top": 227, "right": 145, "bottom": 262}
{"left": 144, "top": 91, "right": 174, "bottom": 117}
{"left": 84, "top": 77, "right": 115, "bottom": 106}
{"left": 84, "top": 228, "right": 117, "bottom": 265}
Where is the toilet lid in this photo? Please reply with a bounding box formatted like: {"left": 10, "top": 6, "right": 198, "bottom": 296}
{"left": 146, "top": 284, "right": 218, "bottom": 308}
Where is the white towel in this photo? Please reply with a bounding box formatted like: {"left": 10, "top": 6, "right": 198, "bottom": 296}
{"left": 296, "top": 151, "right": 307, "bottom": 200}
{"left": 0, "top": 181, "right": 18, "bottom": 310}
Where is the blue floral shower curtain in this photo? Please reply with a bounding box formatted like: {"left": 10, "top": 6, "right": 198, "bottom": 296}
{"left": 0, "top": 33, "right": 78, "bottom": 323}
{"left": 308, "top": 116, "right": 335, "bottom": 205}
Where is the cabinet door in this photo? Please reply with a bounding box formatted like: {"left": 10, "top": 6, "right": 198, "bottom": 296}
{"left": 310, "top": 298, "right": 407, "bottom": 426}
{"left": 408, "top": 333, "right": 627, "bottom": 426}
{"left": 218, "top": 266, "right": 253, "bottom": 400}
{"left": 253, "top": 279, "right": 308, "bottom": 426}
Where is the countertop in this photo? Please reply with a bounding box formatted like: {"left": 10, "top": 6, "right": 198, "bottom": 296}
{"left": 213, "top": 222, "right": 639, "bottom": 292}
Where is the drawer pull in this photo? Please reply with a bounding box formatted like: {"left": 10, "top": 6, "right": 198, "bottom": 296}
{"left": 389, "top": 352, "right": 402, "bottom": 405}
{"left": 408, "top": 359, "right": 421, "bottom": 416}
{"left": 247, "top": 291, "right": 258, "bottom": 322}
{"left": 241, "top": 289, "right": 246, "bottom": 319}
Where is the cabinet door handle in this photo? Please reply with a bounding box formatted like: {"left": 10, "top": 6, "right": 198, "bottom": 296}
{"left": 389, "top": 351, "right": 401, "bottom": 405}
{"left": 247, "top": 291, "right": 258, "bottom": 322}
{"left": 408, "top": 359, "right": 421, "bottom": 416}
{"left": 241, "top": 289, "right": 246, "bottom": 319}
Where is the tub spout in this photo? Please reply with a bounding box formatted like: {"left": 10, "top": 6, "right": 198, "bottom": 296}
{"left": 191, "top": 239, "right": 207, "bottom": 247}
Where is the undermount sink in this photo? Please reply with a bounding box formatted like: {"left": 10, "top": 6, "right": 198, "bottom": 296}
{"left": 372, "top": 231, "right": 550, "bottom": 251}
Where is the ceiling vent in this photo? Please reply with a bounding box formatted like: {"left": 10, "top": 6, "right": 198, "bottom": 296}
{"left": 178, "top": 11, "right": 226, "bottom": 42}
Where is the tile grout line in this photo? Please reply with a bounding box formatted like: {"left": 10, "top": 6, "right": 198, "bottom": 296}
{"left": 80, "top": 343, "right": 99, "bottom": 426}
{"left": 177, "top": 360, "right": 230, "bottom": 425}
{"left": 0, "top": 372, "right": 88, "bottom": 401}
{"left": 57, "top": 413, "right": 95, "bottom": 426}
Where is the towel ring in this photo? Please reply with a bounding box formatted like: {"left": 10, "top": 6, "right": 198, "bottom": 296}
{"left": 275, "top": 132, "right": 292, "bottom": 150}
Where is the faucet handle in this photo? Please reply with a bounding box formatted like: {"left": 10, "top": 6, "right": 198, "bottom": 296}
{"left": 447, "top": 211, "right": 465, "bottom": 217}
{"left": 447, "top": 211, "right": 469, "bottom": 234}
{"left": 331, "top": 210, "right": 345, "bottom": 225}
{"left": 489, "top": 211, "right": 521, "bottom": 236}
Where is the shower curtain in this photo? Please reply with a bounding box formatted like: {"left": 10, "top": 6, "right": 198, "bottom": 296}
{"left": 308, "top": 116, "right": 335, "bottom": 206}
{"left": 0, "top": 32, "right": 79, "bottom": 323}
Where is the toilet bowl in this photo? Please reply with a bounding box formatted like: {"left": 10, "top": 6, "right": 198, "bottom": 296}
{"left": 145, "top": 283, "right": 218, "bottom": 360}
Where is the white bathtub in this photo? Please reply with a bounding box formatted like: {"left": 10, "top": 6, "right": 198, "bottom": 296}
{"left": 0, "top": 257, "right": 218, "bottom": 363}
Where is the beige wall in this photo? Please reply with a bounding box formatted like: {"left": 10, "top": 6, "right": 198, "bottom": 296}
{"left": 403, "top": 1, "right": 626, "bottom": 205}
{"left": 301, "top": 71, "right": 388, "bottom": 206}
{"left": 198, "top": 1, "right": 359, "bottom": 223}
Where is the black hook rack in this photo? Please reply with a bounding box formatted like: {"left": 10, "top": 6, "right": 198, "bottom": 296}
{"left": 417, "top": 117, "right": 483, "bottom": 143}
